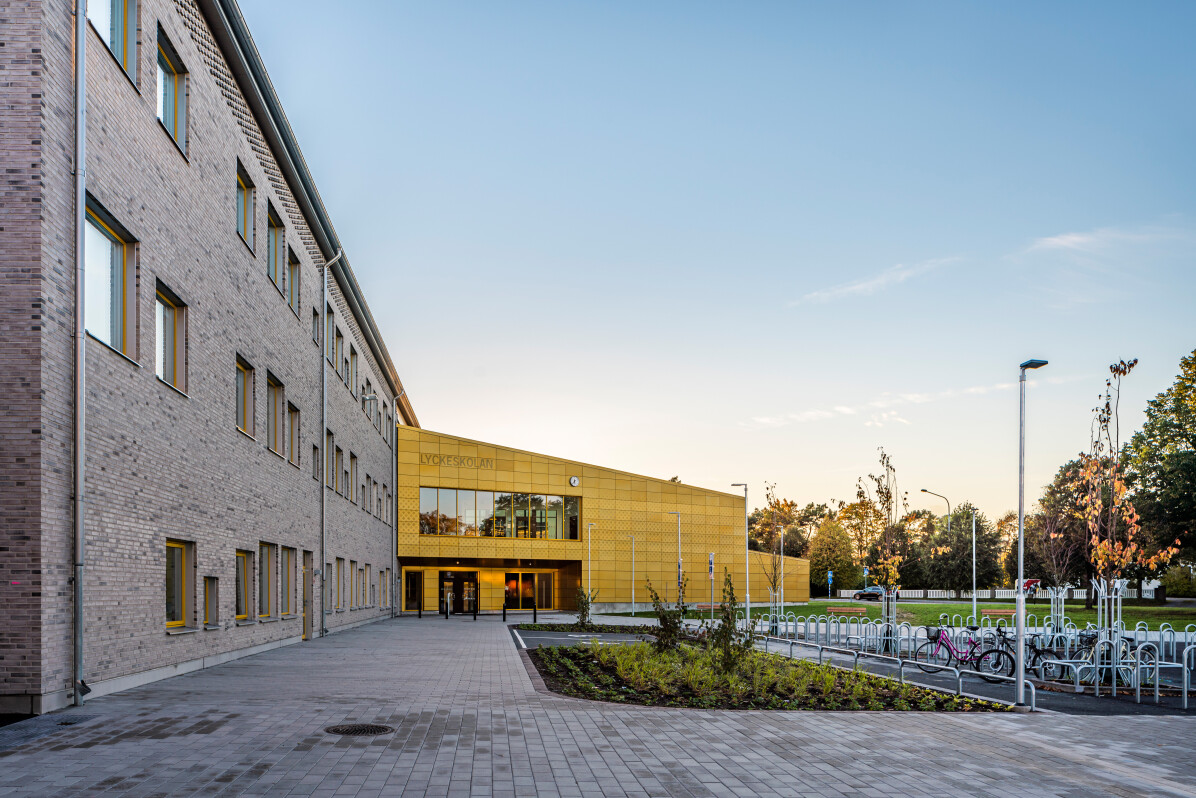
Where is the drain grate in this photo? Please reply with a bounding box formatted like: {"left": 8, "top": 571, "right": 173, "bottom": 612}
{"left": 324, "top": 723, "right": 394, "bottom": 737}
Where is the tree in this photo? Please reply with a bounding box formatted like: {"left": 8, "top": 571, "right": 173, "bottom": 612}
{"left": 839, "top": 501, "right": 884, "bottom": 565}
{"left": 1125, "top": 347, "right": 1196, "bottom": 563}
{"left": 809, "top": 518, "right": 859, "bottom": 597}
{"left": 1026, "top": 509, "right": 1080, "bottom": 589}
{"left": 1079, "top": 359, "right": 1179, "bottom": 615}
{"left": 924, "top": 504, "right": 1002, "bottom": 597}
{"left": 856, "top": 447, "right": 907, "bottom": 589}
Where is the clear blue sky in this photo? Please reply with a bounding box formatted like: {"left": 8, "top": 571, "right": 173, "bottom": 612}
{"left": 241, "top": 0, "right": 1195, "bottom": 519}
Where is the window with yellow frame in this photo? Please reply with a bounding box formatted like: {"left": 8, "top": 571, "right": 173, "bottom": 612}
{"left": 236, "top": 358, "right": 254, "bottom": 435}
{"left": 266, "top": 205, "right": 284, "bottom": 291}
{"left": 280, "top": 548, "right": 295, "bottom": 615}
{"left": 258, "top": 543, "right": 275, "bottom": 619}
{"left": 236, "top": 162, "right": 255, "bottom": 248}
{"left": 166, "top": 540, "right": 187, "bottom": 627}
{"left": 204, "top": 576, "right": 218, "bottom": 627}
{"left": 288, "top": 403, "right": 301, "bottom": 467}
{"left": 235, "top": 550, "right": 251, "bottom": 620}
{"left": 156, "top": 33, "right": 187, "bottom": 151}
{"left": 155, "top": 286, "right": 186, "bottom": 391}
{"left": 87, "top": 0, "right": 138, "bottom": 80}
{"left": 266, "top": 375, "right": 284, "bottom": 455}
{"left": 84, "top": 207, "right": 134, "bottom": 356}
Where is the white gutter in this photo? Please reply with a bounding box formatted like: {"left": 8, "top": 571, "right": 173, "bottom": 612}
{"left": 320, "top": 248, "right": 343, "bottom": 637}
{"left": 72, "top": 0, "right": 88, "bottom": 707}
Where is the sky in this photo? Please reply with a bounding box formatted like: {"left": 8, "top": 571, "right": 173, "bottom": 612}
{"left": 240, "top": 1, "right": 1195, "bottom": 520}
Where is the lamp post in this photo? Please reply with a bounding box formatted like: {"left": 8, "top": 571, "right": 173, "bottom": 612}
{"left": 587, "top": 522, "right": 595, "bottom": 598}
{"left": 922, "top": 488, "right": 968, "bottom": 618}
{"left": 667, "top": 511, "right": 681, "bottom": 608}
{"left": 732, "top": 483, "right": 748, "bottom": 623}
{"left": 1017, "top": 358, "right": 1048, "bottom": 708}
{"left": 628, "top": 535, "right": 636, "bottom": 617}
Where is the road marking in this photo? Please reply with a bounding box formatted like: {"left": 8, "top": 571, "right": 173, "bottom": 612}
{"left": 512, "top": 628, "right": 527, "bottom": 649}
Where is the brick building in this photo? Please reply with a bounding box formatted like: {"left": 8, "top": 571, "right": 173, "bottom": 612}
{"left": 0, "top": 0, "right": 417, "bottom": 713}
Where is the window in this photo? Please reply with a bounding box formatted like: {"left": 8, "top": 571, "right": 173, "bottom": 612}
{"left": 288, "top": 404, "right": 301, "bottom": 466}
{"left": 335, "top": 557, "right": 345, "bottom": 610}
{"left": 325, "top": 562, "right": 332, "bottom": 609}
{"left": 84, "top": 205, "right": 136, "bottom": 355}
{"left": 267, "top": 375, "right": 284, "bottom": 455}
{"left": 266, "top": 205, "right": 284, "bottom": 291}
{"left": 88, "top": 0, "right": 137, "bottom": 79}
{"left": 236, "top": 162, "right": 255, "bottom": 248}
{"left": 156, "top": 31, "right": 187, "bottom": 151}
{"left": 258, "top": 543, "right": 275, "bottom": 618}
{"left": 235, "top": 550, "right": 251, "bottom": 620}
{"left": 349, "top": 454, "right": 357, "bottom": 504}
{"left": 325, "top": 431, "right": 334, "bottom": 488}
{"left": 349, "top": 560, "right": 357, "bottom": 608}
{"left": 235, "top": 358, "right": 254, "bottom": 435}
{"left": 419, "top": 488, "right": 581, "bottom": 539}
{"left": 166, "top": 540, "right": 187, "bottom": 627}
{"left": 204, "top": 577, "right": 218, "bottom": 627}
{"left": 334, "top": 447, "right": 344, "bottom": 495}
{"left": 384, "top": 486, "right": 391, "bottom": 525}
{"left": 362, "top": 473, "right": 370, "bottom": 509}
{"left": 334, "top": 328, "right": 344, "bottom": 378}
{"left": 155, "top": 286, "right": 186, "bottom": 390}
{"left": 360, "top": 566, "right": 367, "bottom": 607}
{"left": 312, "top": 308, "right": 320, "bottom": 344}
{"left": 281, "top": 547, "right": 296, "bottom": 615}
{"left": 312, "top": 444, "right": 320, "bottom": 480}
{"left": 364, "top": 379, "right": 372, "bottom": 416}
{"left": 325, "top": 305, "right": 335, "bottom": 361}
{"left": 349, "top": 347, "right": 358, "bottom": 397}
{"left": 288, "top": 250, "right": 301, "bottom": 313}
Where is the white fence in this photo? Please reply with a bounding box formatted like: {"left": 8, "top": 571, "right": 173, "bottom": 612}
{"left": 836, "top": 587, "right": 1156, "bottom": 600}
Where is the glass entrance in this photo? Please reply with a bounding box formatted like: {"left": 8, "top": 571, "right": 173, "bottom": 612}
{"left": 504, "top": 572, "right": 554, "bottom": 610}
{"left": 439, "top": 571, "right": 478, "bottom": 614}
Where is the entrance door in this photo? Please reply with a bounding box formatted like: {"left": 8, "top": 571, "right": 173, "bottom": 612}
{"left": 440, "top": 571, "right": 478, "bottom": 614}
{"left": 405, "top": 571, "right": 423, "bottom": 611}
{"left": 302, "top": 550, "right": 313, "bottom": 640}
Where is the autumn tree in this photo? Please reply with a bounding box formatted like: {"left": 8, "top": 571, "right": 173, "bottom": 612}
{"left": 1079, "top": 359, "right": 1179, "bottom": 620}
{"left": 1124, "top": 347, "right": 1196, "bottom": 563}
{"left": 809, "top": 518, "right": 859, "bottom": 597}
{"left": 839, "top": 501, "right": 884, "bottom": 565}
{"left": 856, "top": 447, "right": 907, "bottom": 589}
{"left": 923, "top": 504, "right": 1002, "bottom": 597}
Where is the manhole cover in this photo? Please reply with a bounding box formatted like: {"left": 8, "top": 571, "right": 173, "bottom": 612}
{"left": 324, "top": 723, "right": 394, "bottom": 736}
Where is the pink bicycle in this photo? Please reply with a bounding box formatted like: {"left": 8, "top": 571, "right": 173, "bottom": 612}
{"left": 913, "top": 621, "right": 1014, "bottom": 683}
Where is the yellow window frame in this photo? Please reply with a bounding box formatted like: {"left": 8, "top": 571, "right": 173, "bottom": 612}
{"left": 267, "top": 215, "right": 283, "bottom": 288}
{"left": 281, "top": 548, "right": 293, "bottom": 615}
{"left": 85, "top": 208, "right": 128, "bottom": 353}
{"left": 258, "top": 544, "right": 273, "bottom": 619}
{"left": 157, "top": 44, "right": 181, "bottom": 142}
{"left": 156, "top": 291, "right": 180, "bottom": 386}
{"left": 237, "top": 172, "right": 254, "bottom": 246}
{"left": 236, "top": 550, "right": 250, "bottom": 620}
{"left": 288, "top": 405, "right": 300, "bottom": 466}
{"left": 236, "top": 361, "right": 252, "bottom": 433}
{"left": 166, "top": 540, "right": 187, "bottom": 628}
{"left": 267, "top": 378, "right": 283, "bottom": 454}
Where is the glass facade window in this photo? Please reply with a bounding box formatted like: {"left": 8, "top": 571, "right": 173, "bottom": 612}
{"left": 89, "top": 0, "right": 137, "bottom": 78}
{"left": 419, "top": 487, "right": 580, "bottom": 539}
{"left": 155, "top": 289, "right": 185, "bottom": 390}
{"left": 84, "top": 210, "right": 131, "bottom": 354}
{"left": 156, "top": 35, "right": 186, "bottom": 151}
{"left": 236, "top": 164, "right": 255, "bottom": 249}
{"left": 476, "top": 491, "right": 495, "bottom": 536}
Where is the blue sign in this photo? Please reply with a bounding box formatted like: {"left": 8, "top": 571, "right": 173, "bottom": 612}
{"left": 827, "top": 570, "right": 833, "bottom": 585}
{"left": 863, "top": 567, "right": 869, "bottom": 576}
{"left": 709, "top": 553, "right": 714, "bottom": 578}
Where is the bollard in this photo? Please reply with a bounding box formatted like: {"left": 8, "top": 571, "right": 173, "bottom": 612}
{"left": 503, "top": 600, "right": 507, "bottom": 623}
{"left": 473, "top": 600, "right": 477, "bottom": 621}
{"left": 533, "top": 601, "right": 537, "bottom": 624}
{"left": 418, "top": 594, "right": 422, "bottom": 619}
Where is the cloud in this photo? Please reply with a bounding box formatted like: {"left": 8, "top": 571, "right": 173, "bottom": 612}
{"left": 1026, "top": 223, "right": 1189, "bottom": 255}
{"left": 743, "top": 379, "right": 1025, "bottom": 430}
{"left": 791, "top": 257, "right": 958, "bottom": 305}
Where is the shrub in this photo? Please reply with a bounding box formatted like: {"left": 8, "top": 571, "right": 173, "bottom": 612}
{"left": 645, "top": 575, "right": 689, "bottom": 652}
{"left": 575, "top": 586, "right": 598, "bottom": 627}
{"left": 1162, "top": 566, "right": 1196, "bottom": 598}
{"left": 704, "top": 568, "right": 754, "bottom": 675}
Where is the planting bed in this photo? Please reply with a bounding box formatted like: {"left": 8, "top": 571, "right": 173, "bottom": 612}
{"left": 528, "top": 642, "right": 1011, "bottom": 712}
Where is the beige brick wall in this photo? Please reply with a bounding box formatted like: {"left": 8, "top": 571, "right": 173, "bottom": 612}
{"left": 0, "top": 0, "right": 403, "bottom": 711}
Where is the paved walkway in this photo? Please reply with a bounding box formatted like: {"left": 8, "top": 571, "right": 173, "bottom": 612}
{"left": 0, "top": 614, "right": 1193, "bottom": 797}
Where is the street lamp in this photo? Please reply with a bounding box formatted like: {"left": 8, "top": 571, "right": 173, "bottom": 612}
{"left": 732, "top": 483, "right": 748, "bottom": 623}
{"left": 667, "top": 511, "right": 681, "bottom": 608}
{"left": 587, "top": 522, "right": 595, "bottom": 597}
{"left": 628, "top": 535, "right": 636, "bottom": 617}
{"left": 922, "top": 488, "right": 973, "bottom": 622}
{"left": 1017, "top": 358, "right": 1048, "bottom": 708}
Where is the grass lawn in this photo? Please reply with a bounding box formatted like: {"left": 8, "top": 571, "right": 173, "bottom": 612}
{"left": 528, "top": 642, "right": 1010, "bottom": 711}
{"left": 613, "top": 601, "right": 1196, "bottom": 630}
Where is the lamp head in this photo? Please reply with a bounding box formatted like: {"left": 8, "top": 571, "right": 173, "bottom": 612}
{"left": 1020, "top": 359, "right": 1048, "bottom": 370}
{"left": 920, "top": 488, "right": 928, "bottom": 493}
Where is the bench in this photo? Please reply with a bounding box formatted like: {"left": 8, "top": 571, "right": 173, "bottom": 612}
{"left": 826, "top": 607, "right": 867, "bottom": 617}
{"left": 981, "top": 609, "right": 1016, "bottom": 618}
{"left": 693, "top": 603, "right": 719, "bottom": 611}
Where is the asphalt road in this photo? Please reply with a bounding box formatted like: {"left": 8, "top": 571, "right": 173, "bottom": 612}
{"left": 512, "top": 626, "right": 1195, "bottom": 717}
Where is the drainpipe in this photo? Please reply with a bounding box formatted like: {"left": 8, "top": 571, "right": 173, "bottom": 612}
{"left": 72, "top": 0, "right": 88, "bottom": 708}
{"left": 390, "top": 392, "right": 402, "bottom": 618}
{"left": 320, "top": 249, "right": 343, "bottom": 637}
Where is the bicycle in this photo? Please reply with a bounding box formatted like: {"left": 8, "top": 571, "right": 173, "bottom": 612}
{"left": 912, "top": 617, "right": 1014, "bottom": 683}
{"left": 988, "top": 626, "right": 1067, "bottom": 680}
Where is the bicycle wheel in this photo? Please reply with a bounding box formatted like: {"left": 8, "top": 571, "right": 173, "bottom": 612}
{"left": 913, "top": 641, "right": 952, "bottom": 673}
{"left": 975, "top": 649, "right": 1015, "bottom": 683}
{"left": 1034, "top": 651, "right": 1066, "bottom": 682}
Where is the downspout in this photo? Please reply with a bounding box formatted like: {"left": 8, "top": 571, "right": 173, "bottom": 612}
{"left": 391, "top": 392, "right": 403, "bottom": 618}
{"left": 72, "top": 0, "right": 88, "bottom": 707}
{"left": 320, "top": 249, "right": 343, "bottom": 637}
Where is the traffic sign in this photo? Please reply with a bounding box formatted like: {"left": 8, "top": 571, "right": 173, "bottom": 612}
{"left": 709, "top": 553, "right": 714, "bottom": 578}
{"left": 827, "top": 570, "right": 833, "bottom": 585}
